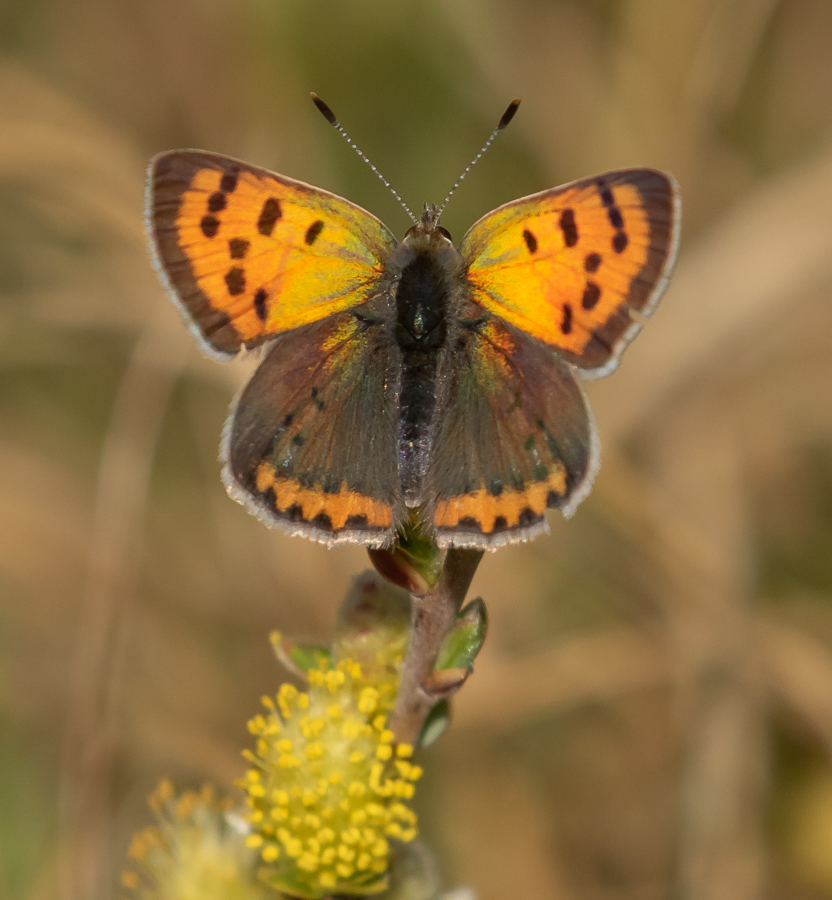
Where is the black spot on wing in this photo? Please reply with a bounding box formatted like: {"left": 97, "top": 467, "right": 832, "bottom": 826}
{"left": 254, "top": 287, "right": 268, "bottom": 321}
{"left": 310, "top": 511, "right": 332, "bottom": 530}
{"left": 559, "top": 208, "right": 578, "bottom": 247}
{"left": 257, "top": 198, "right": 281, "bottom": 236}
{"left": 201, "top": 215, "right": 219, "bottom": 238}
{"left": 305, "top": 220, "right": 324, "bottom": 246}
{"left": 229, "top": 238, "right": 250, "bottom": 259}
{"left": 596, "top": 178, "right": 629, "bottom": 256}
{"left": 220, "top": 170, "right": 239, "bottom": 193}
{"left": 585, "top": 252, "right": 602, "bottom": 273}
{"left": 225, "top": 267, "right": 245, "bottom": 295}
{"left": 581, "top": 281, "right": 601, "bottom": 310}
{"left": 207, "top": 192, "right": 226, "bottom": 213}
{"left": 522, "top": 229, "right": 538, "bottom": 253}
{"left": 561, "top": 303, "right": 573, "bottom": 334}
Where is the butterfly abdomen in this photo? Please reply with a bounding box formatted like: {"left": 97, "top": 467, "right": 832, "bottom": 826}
{"left": 392, "top": 239, "right": 458, "bottom": 506}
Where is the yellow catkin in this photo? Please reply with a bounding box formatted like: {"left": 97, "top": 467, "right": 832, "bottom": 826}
{"left": 241, "top": 655, "right": 418, "bottom": 898}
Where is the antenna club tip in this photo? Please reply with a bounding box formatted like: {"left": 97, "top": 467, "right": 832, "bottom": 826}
{"left": 497, "top": 98, "right": 521, "bottom": 132}
{"left": 310, "top": 92, "right": 339, "bottom": 127}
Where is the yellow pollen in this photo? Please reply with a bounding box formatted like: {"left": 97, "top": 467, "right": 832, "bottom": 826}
{"left": 394, "top": 781, "right": 415, "bottom": 799}
{"left": 348, "top": 781, "right": 367, "bottom": 798}
{"left": 396, "top": 743, "right": 413, "bottom": 758}
{"left": 325, "top": 670, "right": 346, "bottom": 692}
{"left": 350, "top": 809, "right": 367, "bottom": 826}
{"left": 298, "top": 852, "right": 319, "bottom": 872}
{"left": 358, "top": 688, "right": 379, "bottom": 713}
{"left": 246, "top": 834, "right": 264, "bottom": 848}
{"left": 262, "top": 844, "right": 280, "bottom": 862}
{"left": 357, "top": 853, "right": 372, "bottom": 870}
{"left": 341, "top": 719, "right": 361, "bottom": 739}
{"left": 379, "top": 730, "right": 394, "bottom": 744}
{"left": 371, "top": 838, "right": 388, "bottom": 857}
{"left": 321, "top": 847, "right": 337, "bottom": 865}
{"left": 338, "top": 844, "right": 356, "bottom": 862}
{"left": 304, "top": 814, "right": 321, "bottom": 829}
{"left": 336, "top": 862, "right": 355, "bottom": 878}
{"left": 349, "top": 750, "right": 366, "bottom": 763}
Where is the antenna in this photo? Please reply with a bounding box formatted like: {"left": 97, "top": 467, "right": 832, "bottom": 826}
{"left": 438, "top": 98, "right": 521, "bottom": 215}
{"left": 311, "top": 93, "right": 417, "bottom": 224}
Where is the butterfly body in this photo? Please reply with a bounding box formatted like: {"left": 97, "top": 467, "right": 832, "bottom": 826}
{"left": 147, "top": 151, "right": 680, "bottom": 549}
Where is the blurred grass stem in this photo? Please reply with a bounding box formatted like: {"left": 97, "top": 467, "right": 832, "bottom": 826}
{"left": 57, "top": 320, "right": 187, "bottom": 900}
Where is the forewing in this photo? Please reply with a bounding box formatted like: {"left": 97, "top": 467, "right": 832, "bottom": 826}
{"left": 460, "top": 169, "right": 680, "bottom": 377}
{"left": 427, "top": 311, "right": 596, "bottom": 549}
{"left": 147, "top": 151, "right": 397, "bottom": 357}
{"left": 223, "top": 305, "right": 400, "bottom": 547}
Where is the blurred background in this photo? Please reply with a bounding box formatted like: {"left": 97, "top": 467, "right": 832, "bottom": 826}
{"left": 2, "top": 1, "right": 832, "bottom": 898}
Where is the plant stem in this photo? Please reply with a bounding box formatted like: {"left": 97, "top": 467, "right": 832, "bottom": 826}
{"left": 388, "top": 548, "right": 484, "bottom": 745}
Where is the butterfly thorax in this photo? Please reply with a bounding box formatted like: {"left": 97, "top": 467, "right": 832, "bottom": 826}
{"left": 393, "top": 214, "right": 459, "bottom": 507}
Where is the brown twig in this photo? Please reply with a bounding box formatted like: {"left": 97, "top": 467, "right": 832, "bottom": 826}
{"left": 387, "top": 548, "right": 484, "bottom": 745}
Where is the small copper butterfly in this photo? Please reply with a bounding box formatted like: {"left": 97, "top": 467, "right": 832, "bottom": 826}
{"left": 145, "top": 98, "right": 680, "bottom": 549}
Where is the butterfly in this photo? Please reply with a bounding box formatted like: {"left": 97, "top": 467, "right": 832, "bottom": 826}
{"left": 145, "top": 100, "right": 680, "bottom": 550}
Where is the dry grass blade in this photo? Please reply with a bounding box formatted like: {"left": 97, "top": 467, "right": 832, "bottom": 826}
{"left": 57, "top": 321, "right": 187, "bottom": 900}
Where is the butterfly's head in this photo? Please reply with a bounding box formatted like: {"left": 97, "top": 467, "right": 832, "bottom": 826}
{"left": 401, "top": 203, "right": 454, "bottom": 247}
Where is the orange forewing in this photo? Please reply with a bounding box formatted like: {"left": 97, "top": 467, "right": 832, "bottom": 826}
{"left": 460, "top": 169, "right": 680, "bottom": 376}
{"left": 147, "top": 151, "right": 396, "bottom": 357}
